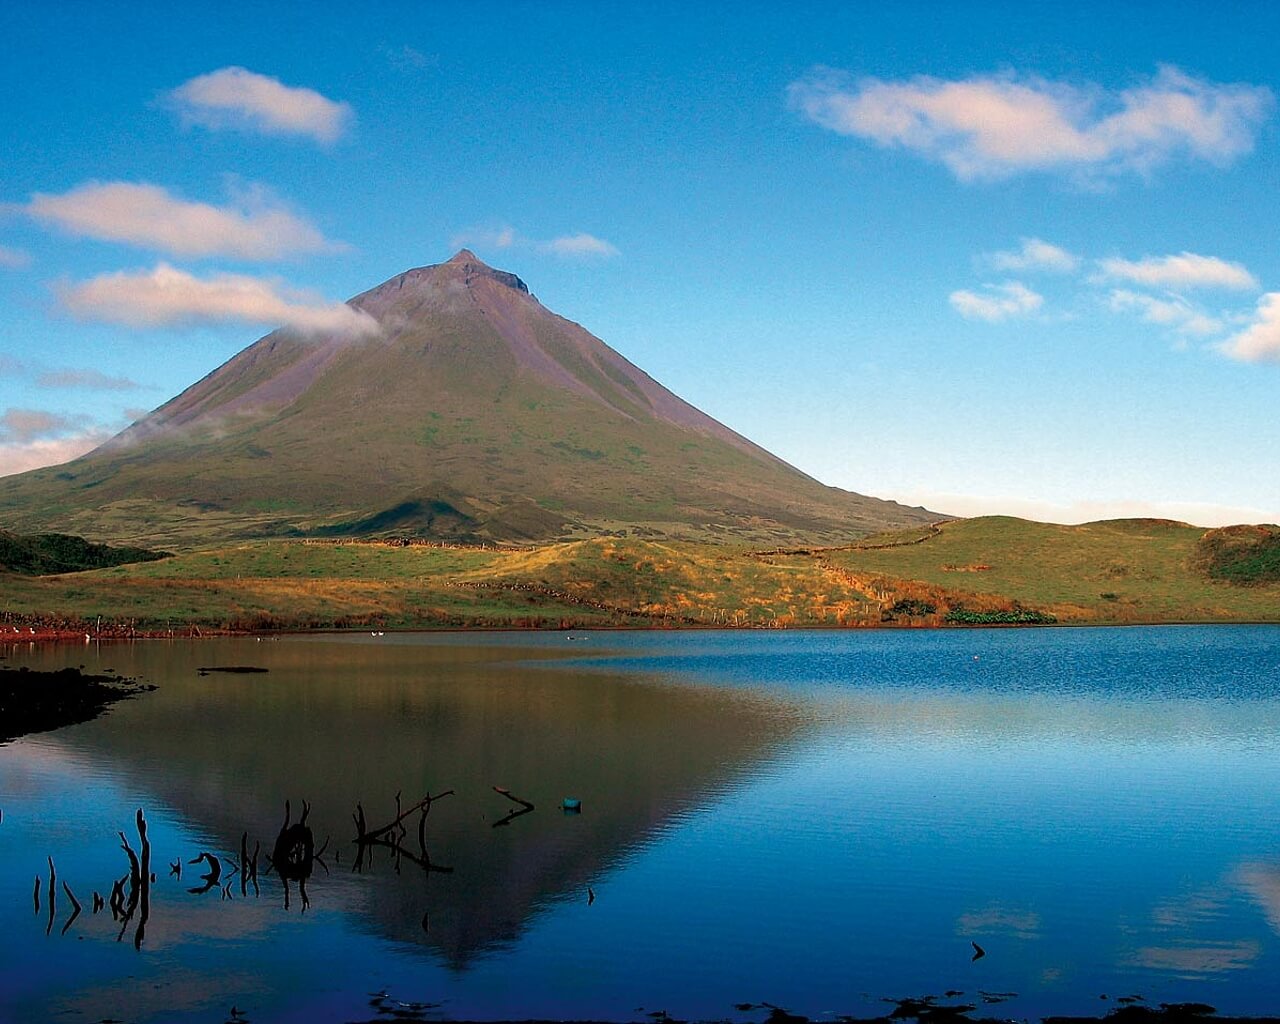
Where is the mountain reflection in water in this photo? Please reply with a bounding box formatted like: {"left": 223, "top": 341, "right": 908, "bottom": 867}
{"left": 3, "top": 635, "right": 801, "bottom": 971}
{"left": 5, "top": 627, "right": 1280, "bottom": 1024}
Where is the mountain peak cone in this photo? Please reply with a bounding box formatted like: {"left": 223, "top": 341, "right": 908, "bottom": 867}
{"left": 0, "top": 254, "right": 936, "bottom": 546}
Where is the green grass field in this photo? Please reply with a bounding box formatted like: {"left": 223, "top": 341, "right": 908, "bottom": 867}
{"left": 2, "top": 517, "right": 1276, "bottom": 632}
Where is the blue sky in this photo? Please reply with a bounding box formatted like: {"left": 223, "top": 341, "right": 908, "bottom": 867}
{"left": 2, "top": 1, "right": 1278, "bottom": 525}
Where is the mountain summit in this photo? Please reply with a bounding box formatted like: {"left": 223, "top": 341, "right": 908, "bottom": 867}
{"left": 0, "top": 252, "right": 935, "bottom": 545}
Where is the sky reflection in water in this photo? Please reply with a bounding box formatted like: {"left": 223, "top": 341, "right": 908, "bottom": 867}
{"left": 1, "top": 626, "right": 1279, "bottom": 1022}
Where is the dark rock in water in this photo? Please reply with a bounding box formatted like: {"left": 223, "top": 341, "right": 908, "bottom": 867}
{"left": 0, "top": 666, "right": 153, "bottom": 743}
{"left": 197, "top": 666, "right": 269, "bottom": 675}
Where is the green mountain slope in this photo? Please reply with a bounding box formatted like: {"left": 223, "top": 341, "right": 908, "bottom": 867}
{"left": 0, "top": 252, "right": 935, "bottom": 547}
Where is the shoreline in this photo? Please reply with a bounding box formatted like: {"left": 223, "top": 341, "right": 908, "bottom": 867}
{"left": 3, "top": 618, "right": 1279, "bottom": 651}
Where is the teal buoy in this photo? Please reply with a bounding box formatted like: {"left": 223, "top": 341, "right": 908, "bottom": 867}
{"left": 561, "top": 798, "right": 582, "bottom": 813}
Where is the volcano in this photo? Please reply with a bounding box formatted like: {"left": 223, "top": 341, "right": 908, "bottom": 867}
{"left": 0, "top": 251, "right": 935, "bottom": 545}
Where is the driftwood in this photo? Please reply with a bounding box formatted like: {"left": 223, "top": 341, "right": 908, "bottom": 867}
{"left": 352, "top": 790, "right": 454, "bottom": 875}
{"left": 240, "top": 831, "right": 260, "bottom": 897}
{"left": 44, "top": 857, "right": 56, "bottom": 936}
{"left": 267, "top": 800, "right": 319, "bottom": 910}
{"left": 117, "top": 809, "right": 151, "bottom": 948}
{"left": 136, "top": 809, "right": 151, "bottom": 947}
{"left": 187, "top": 852, "right": 222, "bottom": 895}
{"left": 60, "top": 881, "right": 81, "bottom": 936}
{"left": 491, "top": 785, "right": 535, "bottom": 828}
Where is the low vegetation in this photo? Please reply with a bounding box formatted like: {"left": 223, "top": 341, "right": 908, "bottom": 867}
{"left": 1, "top": 517, "right": 1276, "bottom": 633}
{"left": 1195, "top": 524, "right": 1280, "bottom": 585}
{"left": 0, "top": 530, "right": 170, "bottom": 576}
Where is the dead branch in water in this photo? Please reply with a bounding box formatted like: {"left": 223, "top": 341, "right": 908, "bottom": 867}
{"left": 116, "top": 809, "right": 152, "bottom": 947}
{"left": 60, "top": 881, "right": 82, "bottom": 936}
{"left": 491, "top": 785, "right": 535, "bottom": 828}
{"left": 44, "top": 857, "right": 56, "bottom": 936}
{"left": 354, "top": 790, "right": 454, "bottom": 845}
{"left": 351, "top": 790, "right": 455, "bottom": 874}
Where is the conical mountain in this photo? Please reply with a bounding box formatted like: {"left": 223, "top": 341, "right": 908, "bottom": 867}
{"left": 0, "top": 252, "right": 935, "bottom": 545}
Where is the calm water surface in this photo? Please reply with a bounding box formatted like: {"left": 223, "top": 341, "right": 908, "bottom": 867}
{"left": 2, "top": 626, "right": 1280, "bottom": 1022}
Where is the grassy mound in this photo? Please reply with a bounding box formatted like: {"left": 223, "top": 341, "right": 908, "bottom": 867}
{"left": 1196, "top": 525, "right": 1280, "bottom": 585}
{"left": 0, "top": 530, "right": 170, "bottom": 576}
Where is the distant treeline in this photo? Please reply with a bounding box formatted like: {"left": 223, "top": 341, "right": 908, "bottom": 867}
{"left": 0, "top": 531, "right": 170, "bottom": 576}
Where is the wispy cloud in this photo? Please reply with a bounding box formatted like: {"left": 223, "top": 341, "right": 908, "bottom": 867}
{"left": 0, "top": 408, "right": 85, "bottom": 443}
{"left": 989, "top": 238, "right": 1078, "bottom": 274}
{"left": 0, "top": 406, "right": 118, "bottom": 477}
{"left": 539, "top": 233, "right": 620, "bottom": 257}
{"left": 23, "top": 181, "right": 340, "bottom": 261}
{"left": 949, "top": 281, "right": 1042, "bottom": 322}
{"left": 36, "top": 368, "right": 142, "bottom": 391}
{"left": 382, "top": 44, "right": 436, "bottom": 73}
{"left": 789, "top": 65, "right": 1273, "bottom": 182}
{"left": 1220, "top": 293, "right": 1280, "bottom": 363}
{"left": 450, "top": 224, "right": 620, "bottom": 259}
{"left": 450, "top": 224, "right": 518, "bottom": 251}
{"left": 59, "top": 263, "right": 379, "bottom": 339}
{"left": 166, "top": 67, "right": 352, "bottom": 143}
{"left": 1096, "top": 251, "right": 1258, "bottom": 290}
{"left": 0, "top": 432, "right": 111, "bottom": 478}
{"left": 0, "top": 244, "right": 30, "bottom": 269}
{"left": 1109, "top": 289, "right": 1223, "bottom": 337}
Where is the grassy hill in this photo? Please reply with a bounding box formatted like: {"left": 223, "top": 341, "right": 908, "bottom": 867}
{"left": 2, "top": 517, "right": 1275, "bottom": 632}
{"left": 816, "top": 516, "right": 1280, "bottom": 623}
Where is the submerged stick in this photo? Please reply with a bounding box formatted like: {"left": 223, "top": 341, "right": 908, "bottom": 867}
{"left": 491, "top": 787, "right": 534, "bottom": 828}
{"left": 356, "top": 791, "right": 454, "bottom": 844}
{"left": 135, "top": 809, "right": 151, "bottom": 950}
{"left": 60, "top": 881, "right": 82, "bottom": 936}
{"left": 241, "top": 832, "right": 250, "bottom": 897}
{"left": 45, "top": 857, "right": 56, "bottom": 936}
{"left": 492, "top": 786, "right": 534, "bottom": 810}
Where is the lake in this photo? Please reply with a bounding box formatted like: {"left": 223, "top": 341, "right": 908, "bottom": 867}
{"left": 2, "top": 626, "right": 1280, "bottom": 1022}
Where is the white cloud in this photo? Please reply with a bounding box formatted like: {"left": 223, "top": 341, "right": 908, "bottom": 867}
{"left": 449, "top": 225, "right": 620, "bottom": 259}
{"left": 1109, "top": 289, "right": 1223, "bottom": 337}
{"left": 167, "top": 67, "right": 352, "bottom": 143}
{"left": 36, "top": 368, "right": 142, "bottom": 391}
{"left": 1220, "top": 292, "right": 1280, "bottom": 363}
{"left": 24, "top": 181, "right": 339, "bottom": 261}
{"left": 898, "top": 489, "right": 1278, "bottom": 528}
{"left": 450, "top": 224, "right": 518, "bottom": 251}
{"left": 949, "top": 281, "right": 1042, "bottom": 322}
{"left": 788, "top": 65, "right": 1273, "bottom": 181}
{"left": 990, "top": 237, "right": 1079, "bottom": 273}
{"left": 0, "top": 244, "right": 30, "bottom": 269}
{"left": 0, "top": 406, "right": 115, "bottom": 477}
{"left": 1096, "top": 251, "right": 1258, "bottom": 290}
{"left": 0, "top": 408, "right": 84, "bottom": 443}
{"left": 59, "top": 264, "right": 380, "bottom": 339}
{"left": 539, "top": 233, "right": 621, "bottom": 258}
{"left": 0, "top": 432, "right": 111, "bottom": 478}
